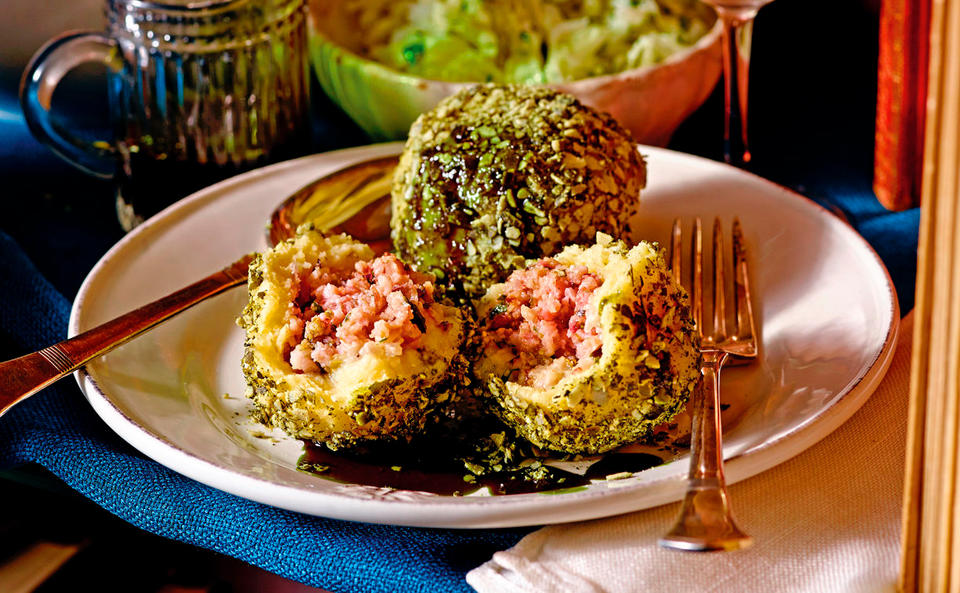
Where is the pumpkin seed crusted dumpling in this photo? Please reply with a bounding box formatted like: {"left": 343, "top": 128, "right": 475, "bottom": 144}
{"left": 391, "top": 83, "right": 646, "bottom": 299}
{"left": 475, "top": 233, "right": 700, "bottom": 455}
{"left": 237, "top": 229, "right": 470, "bottom": 449}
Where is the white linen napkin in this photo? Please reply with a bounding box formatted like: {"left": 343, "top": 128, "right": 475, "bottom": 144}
{"left": 467, "top": 313, "right": 912, "bottom": 593}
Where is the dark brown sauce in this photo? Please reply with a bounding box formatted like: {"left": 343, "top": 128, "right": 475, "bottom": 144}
{"left": 581, "top": 453, "right": 663, "bottom": 480}
{"left": 298, "top": 441, "right": 663, "bottom": 496}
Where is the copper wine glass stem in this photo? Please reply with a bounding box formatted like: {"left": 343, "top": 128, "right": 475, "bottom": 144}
{"left": 716, "top": 6, "right": 760, "bottom": 165}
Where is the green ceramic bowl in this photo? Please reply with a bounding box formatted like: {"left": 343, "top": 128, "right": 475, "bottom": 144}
{"left": 307, "top": 1, "right": 722, "bottom": 144}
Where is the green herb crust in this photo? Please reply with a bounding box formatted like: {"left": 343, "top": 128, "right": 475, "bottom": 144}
{"left": 237, "top": 229, "right": 472, "bottom": 450}
{"left": 475, "top": 234, "right": 700, "bottom": 455}
{"left": 391, "top": 84, "right": 646, "bottom": 298}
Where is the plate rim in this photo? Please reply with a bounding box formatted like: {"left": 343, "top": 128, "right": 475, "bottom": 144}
{"left": 69, "top": 142, "right": 901, "bottom": 528}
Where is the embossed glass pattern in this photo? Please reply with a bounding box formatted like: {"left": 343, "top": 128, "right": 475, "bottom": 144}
{"left": 21, "top": 0, "right": 311, "bottom": 230}
{"left": 109, "top": 0, "right": 310, "bottom": 229}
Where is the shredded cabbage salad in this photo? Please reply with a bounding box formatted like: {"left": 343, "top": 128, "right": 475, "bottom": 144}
{"left": 342, "top": 0, "right": 714, "bottom": 83}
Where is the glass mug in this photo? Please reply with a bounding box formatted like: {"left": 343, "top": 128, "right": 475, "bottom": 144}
{"left": 21, "top": 0, "right": 311, "bottom": 231}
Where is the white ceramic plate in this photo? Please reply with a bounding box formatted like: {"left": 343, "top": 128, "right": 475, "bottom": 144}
{"left": 70, "top": 143, "right": 899, "bottom": 528}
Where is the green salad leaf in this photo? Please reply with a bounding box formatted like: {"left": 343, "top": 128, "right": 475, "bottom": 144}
{"left": 354, "top": 0, "right": 713, "bottom": 83}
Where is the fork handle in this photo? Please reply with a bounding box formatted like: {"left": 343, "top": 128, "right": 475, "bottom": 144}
{"left": 0, "top": 255, "right": 251, "bottom": 418}
{"left": 659, "top": 351, "right": 753, "bottom": 551}
{"left": 691, "top": 352, "right": 728, "bottom": 482}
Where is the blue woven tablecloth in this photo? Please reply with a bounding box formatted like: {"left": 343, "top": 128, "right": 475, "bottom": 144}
{"left": 0, "top": 1, "right": 919, "bottom": 591}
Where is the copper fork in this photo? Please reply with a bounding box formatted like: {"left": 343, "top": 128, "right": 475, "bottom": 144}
{"left": 659, "top": 217, "right": 758, "bottom": 552}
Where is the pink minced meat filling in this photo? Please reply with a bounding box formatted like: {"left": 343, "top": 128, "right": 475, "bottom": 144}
{"left": 286, "top": 253, "right": 436, "bottom": 373}
{"left": 485, "top": 259, "right": 603, "bottom": 387}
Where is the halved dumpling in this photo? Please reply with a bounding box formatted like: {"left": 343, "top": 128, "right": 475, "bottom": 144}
{"left": 475, "top": 233, "right": 700, "bottom": 455}
{"left": 237, "top": 229, "right": 468, "bottom": 449}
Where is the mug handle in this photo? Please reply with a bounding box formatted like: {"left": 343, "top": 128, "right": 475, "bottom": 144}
{"left": 19, "top": 31, "right": 123, "bottom": 179}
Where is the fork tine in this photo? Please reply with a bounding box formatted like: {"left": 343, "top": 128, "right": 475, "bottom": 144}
{"left": 713, "top": 218, "right": 727, "bottom": 341}
{"left": 732, "top": 218, "right": 757, "bottom": 349}
{"left": 692, "top": 218, "right": 703, "bottom": 338}
{"left": 670, "top": 218, "right": 682, "bottom": 286}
